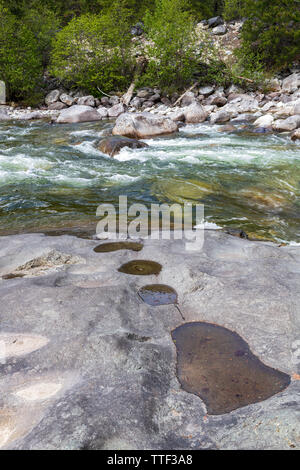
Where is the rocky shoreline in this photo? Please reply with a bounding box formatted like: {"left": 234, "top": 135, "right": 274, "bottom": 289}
{"left": 1, "top": 71, "right": 300, "bottom": 141}
{"left": 0, "top": 230, "right": 299, "bottom": 449}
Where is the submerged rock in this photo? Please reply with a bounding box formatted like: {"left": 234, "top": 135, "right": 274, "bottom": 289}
{"left": 112, "top": 112, "right": 178, "bottom": 138}
{"left": 98, "top": 136, "right": 149, "bottom": 156}
{"left": 291, "top": 128, "right": 300, "bottom": 141}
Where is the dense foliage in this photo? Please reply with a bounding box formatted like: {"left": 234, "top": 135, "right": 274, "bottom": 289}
{"left": 0, "top": 4, "right": 43, "bottom": 102}
{"left": 0, "top": 0, "right": 299, "bottom": 103}
{"left": 50, "top": 3, "right": 135, "bottom": 94}
{"left": 140, "top": 0, "right": 199, "bottom": 92}
{"left": 238, "top": 0, "right": 300, "bottom": 71}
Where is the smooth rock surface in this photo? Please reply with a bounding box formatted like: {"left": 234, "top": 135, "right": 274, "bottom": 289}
{"left": 56, "top": 105, "right": 103, "bottom": 124}
{"left": 0, "top": 231, "right": 299, "bottom": 450}
{"left": 112, "top": 112, "right": 178, "bottom": 138}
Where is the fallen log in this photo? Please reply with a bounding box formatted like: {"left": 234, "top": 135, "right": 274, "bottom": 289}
{"left": 172, "top": 82, "right": 199, "bottom": 107}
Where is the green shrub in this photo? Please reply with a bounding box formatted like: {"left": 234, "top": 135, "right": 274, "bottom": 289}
{"left": 22, "top": 4, "right": 60, "bottom": 65}
{"left": 50, "top": 5, "right": 136, "bottom": 94}
{"left": 223, "top": 0, "right": 244, "bottom": 21}
{"left": 238, "top": 0, "right": 300, "bottom": 71}
{"left": 0, "top": 5, "right": 43, "bottom": 101}
{"left": 140, "top": 0, "right": 200, "bottom": 92}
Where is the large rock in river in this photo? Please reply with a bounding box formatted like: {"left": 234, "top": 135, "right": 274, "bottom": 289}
{"left": 98, "top": 136, "right": 149, "bottom": 156}
{"left": 56, "top": 105, "right": 103, "bottom": 124}
{"left": 272, "top": 115, "right": 300, "bottom": 132}
{"left": 112, "top": 112, "right": 178, "bottom": 138}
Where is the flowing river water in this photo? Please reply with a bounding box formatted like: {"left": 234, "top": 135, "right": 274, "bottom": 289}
{"left": 0, "top": 119, "right": 299, "bottom": 243}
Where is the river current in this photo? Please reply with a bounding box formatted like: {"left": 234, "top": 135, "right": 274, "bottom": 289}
{"left": 0, "top": 119, "right": 299, "bottom": 243}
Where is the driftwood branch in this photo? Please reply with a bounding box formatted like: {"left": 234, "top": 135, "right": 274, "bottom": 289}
{"left": 172, "top": 82, "right": 199, "bottom": 107}
{"left": 235, "top": 76, "right": 254, "bottom": 83}
{"left": 121, "top": 81, "right": 136, "bottom": 106}
{"left": 121, "top": 57, "right": 148, "bottom": 106}
{"left": 97, "top": 87, "right": 112, "bottom": 98}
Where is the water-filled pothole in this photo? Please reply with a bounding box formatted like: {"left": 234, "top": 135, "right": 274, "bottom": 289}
{"left": 94, "top": 241, "right": 143, "bottom": 253}
{"left": 138, "top": 284, "right": 177, "bottom": 306}
{"left": 118, "top": 260, "right": 162, "bottom": 276}
{"left": 138, "top": 284, "right": 185, "bottom": 320}
{"left": 172, "top": 322, "right": 290, "bottom": 415}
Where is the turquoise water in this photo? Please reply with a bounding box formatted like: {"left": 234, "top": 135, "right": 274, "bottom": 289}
{"left": 0, "top": 119, "right": 299, "bottom": 242}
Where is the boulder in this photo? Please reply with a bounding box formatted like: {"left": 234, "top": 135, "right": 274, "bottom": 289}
{"left": 261, "top": 102, "right": 277, "bottom": 112}
{"left": 161, "top": 97, "right": 172, "bottom": 106}
{"left": 137, "top": 89, "right": 152, "bottom": 99}
{"left": 45, "top": 89, "right": 60, "bottom": 106}
{"left": 0, "top": 107, "right": 9, "bottom": 120}
{"left": 266, "top": 78, "right": 282, "bottom": 92}
{"left": 48, "top": 102, "right": 67, "bottom": 111}
{"left": 170, "top": 110, "right": 186, "bottom": 122}
{"left": 253, "top": 115, "right": 274, "bottom": 128}
{"left": 231, "top": 113, "right": 261, "bottom": 124}
{"left": 148, "top": 93, "right": 161, "bottom": 103}
{"left": 272, "top": 115, "right": 300, "bottom": 132}
{"left": 97, "top": 106, "right": 108, "bottom": 118}
{"left": 98, "top": 136, "right": 149, "bottom": 156}
{"left": 293, "top": 100, "right": 300, "bottom": 115}
{"left": 184, "top": 103, "right": 208, "bottom": 123}
{"left": 198, "top": 85, "right": 214, "bottom": 97}
{"left": 291, "top": 129, "right": 300, "bottom": 141}
{"left": 130, "top": 97, "right": 143, "bottom": 109}
{"left": 212, "top": 24, "right": 227, "bottom": 35}
{"left": 112, "top": 112, "right": 178, "bottom": 138}
{"left": 107, "top": 104, "right": 125, "bottom": 118}
{"left": 101, "top": 97, "right": 110, "bottom": 107}
{"left": 109, "top": 96, "right": 120, "bottom": 106}
{"left": 181, "top": 92, "right": 197, "bottom": 107}
{"left": 59, "top": 94, "right": 75, "bottom": 106}
{"left": 225, "top": 84, "right": 243, "bottom": 96}
{"left": 282, "top": 73, "right": 300, "bottom": 94}
{"left": 210, "top": 110, "right": 231, "bottom": 124}
{"left": 205, "top": 93, "right": 227, "bottom": 107}
{"left": 77, "top": 96, "right": 95, "bottom": 107}
{"left": 56, "top": 105, "right": 103, "bottom": 124}
{"left": 142, "top": 101, "right": 155, "bottom": 109}
{"left": 207, "top": 16, "right": 224, "bottom": 28}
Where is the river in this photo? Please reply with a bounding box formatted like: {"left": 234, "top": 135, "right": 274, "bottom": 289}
{"left": 0, "top": 119, "right": 299, "bottom": 243}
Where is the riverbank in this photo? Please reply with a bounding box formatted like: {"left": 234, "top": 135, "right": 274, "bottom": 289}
{"left": 1, "top": 71, "right": 300, "bottom": 140}
{"left": 0, "top": 230, "right": 299, "bottom": 449}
